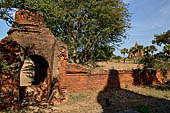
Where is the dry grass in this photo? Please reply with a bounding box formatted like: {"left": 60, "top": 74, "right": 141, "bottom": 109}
{"left": 96, "top": 59, "right": 142, "bottom": 70}
{"left": 11, "top": 85, "right": 170, "bottom": 113}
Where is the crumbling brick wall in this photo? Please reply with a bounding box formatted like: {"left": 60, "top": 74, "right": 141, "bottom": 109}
{"left": 0, "top": 40, "right": 24, "bottom": 110}
{"left": 0, "top": 10, "right": 68, "bottom": 110}
{"left": 65, "top": 64, "right": 170, "bottom": 92}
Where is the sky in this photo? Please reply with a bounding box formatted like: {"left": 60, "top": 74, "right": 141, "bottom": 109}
{"left": 0, "top": 0, "right": 170, "bottom": 56}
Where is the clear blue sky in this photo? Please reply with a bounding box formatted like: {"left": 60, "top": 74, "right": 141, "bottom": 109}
{"left": 116, "top": 0, "right": 170, "bottom": 56}
{"left": 0, "top": 0, "right": 170, "bottom": 56}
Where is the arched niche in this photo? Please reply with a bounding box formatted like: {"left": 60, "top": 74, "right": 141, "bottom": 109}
{"left": 19, "top": 55, "right": 51, "bottom": 102}
{"left": 29, "top": 55, "right": 50, "bottom": 85}
{"left": 20, "top": 55, "right": 50, "bottom": 86}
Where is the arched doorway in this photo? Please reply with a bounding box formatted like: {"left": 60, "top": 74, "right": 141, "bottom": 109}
{"left": 20, "top": 55, "right": 50, "bottom": 86}
{"left": 29, "top": 55, "right": 49, "bottom": 85}
{"left": 20, "top": 55, "right": 51, "bottom": 102}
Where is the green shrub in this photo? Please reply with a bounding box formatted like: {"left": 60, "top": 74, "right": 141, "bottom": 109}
{"left": 0, "top": 56, "right": 19, "bottom": 72}
{"left": 136, "top": 105, "right": 149, "bottom": 113}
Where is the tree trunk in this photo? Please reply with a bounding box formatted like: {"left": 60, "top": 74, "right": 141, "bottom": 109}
{"left": 73, "top": 40, "right": 77, "bottom": 63}
{"left": 124, "top": 54, "right": 125, "bottom": 63}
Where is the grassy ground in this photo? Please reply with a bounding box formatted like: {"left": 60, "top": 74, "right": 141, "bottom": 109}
{"left": 96, "top": 59, "right": 143, "bottom": 70}
{"left": 4, "top": 85, "right": 169, "bottom": 113}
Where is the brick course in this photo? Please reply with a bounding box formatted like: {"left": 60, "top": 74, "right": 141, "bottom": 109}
{"left": 65, "top": 64, "right": 170, "bottom": 92}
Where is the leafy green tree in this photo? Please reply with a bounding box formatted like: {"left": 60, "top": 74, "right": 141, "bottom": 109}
{"left": 136, "top": 45, "right": 144, "bottom": 57}
{"left": 130, "top": 47, "right": 138, "bottom": 63}
{"left": 131, "top": 47, "right": 137, "bottom": 56}
{"left": 137, "top": 30, "right": 170, "bottom": 81}
{"left": 138, "top": 54, "right": 155, "bottom": 70}
{"left": 144, "top": 46, "right": 151, "bottom": 56}
{"left": 0, "top": 0, "right": 130, "bottom": 65}
{"left": 136, "top": 45, "right": 144, "bottom": 51}
{"left": 163, "top": 45, "right": 170, "bottom": 62}
{"left": 163, "top": 45, "right": 170, "bottom": 55}
{"left": 149, "top": 45, "right": 157, "bottom": 55}
{"left": 153, "top": 30, "right": 170, "bottom": 46}
{"left": 143, "top": 45, "right": 157, "bottom": 56}
{"left": 120, "top": 48, "right": 128, "bottom": 63}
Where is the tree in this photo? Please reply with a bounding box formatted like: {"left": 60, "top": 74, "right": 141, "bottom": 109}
{"left": 163, "top": 45, "right": 170, "bottom": 62}
{"left": 136, "top": 45, "right": 144, "bottom": 57}
{"left": 152, "top": 30, "right": 170, "bottom": 46}
{"left": 0, "top": 0, "right": 130, "bottom": 65}
{"left": 130, "top": 47, "right": 137, "bottom": 63}
{"left": 144, "top": 46, "right": 151, "bottom": 56}
{"left": 136, "top": 45, "right": 144, "bottom": 51}
{"left": 163, "top": 45, "right": 170, "bottom": 55}
{"left": 120, "top": 48, "right": 128, "bottom": 63}
{"left": 149, "top": 45, "right": 157, "bottom": 56}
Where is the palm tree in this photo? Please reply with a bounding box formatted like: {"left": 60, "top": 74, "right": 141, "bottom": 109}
{"left": 136, "top": 45, "right": 144, "bottom": 58}
{"left": 130, "top": 47, "right": 138, "bottom": 63}
{"left": 120, "top": 48, "right": 128, "bottom": 63}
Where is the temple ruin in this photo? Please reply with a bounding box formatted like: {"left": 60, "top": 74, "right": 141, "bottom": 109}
{"left": 0, "top": 10, "right": 68, "bottom": 110}
{"left": 128, "top": 42, "right": 144, "bottom": 59}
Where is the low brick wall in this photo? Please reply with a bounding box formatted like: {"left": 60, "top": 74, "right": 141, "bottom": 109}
{"left": 65, "top": 70, "right": 133, "bottom": 92}
{"left": 65, "top": 64, "right": 170, "bottom": 92}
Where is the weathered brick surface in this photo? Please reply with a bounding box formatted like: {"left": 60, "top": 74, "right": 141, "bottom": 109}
{"left": 67, "top": 63, "right": 90, "bottom": 74}
{"left": 65, "top": 64, "right": 170, "bottom": 92}
{"left": 0, "top": 40, "right": 24, "bottom": 110}
{"left": 0, "top": 10, "right": 68, "bottom": 110}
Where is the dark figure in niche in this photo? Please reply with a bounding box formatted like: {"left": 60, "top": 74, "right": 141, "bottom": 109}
{"left": 105, "top": 97, "right": 112, "bottom": 107}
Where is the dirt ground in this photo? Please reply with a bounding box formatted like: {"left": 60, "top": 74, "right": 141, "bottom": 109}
{"left": 4, "top": 86, "right": 169, "bottom": 113}
{"left": 96, "top": 59, "right": 142, "bottom": 70}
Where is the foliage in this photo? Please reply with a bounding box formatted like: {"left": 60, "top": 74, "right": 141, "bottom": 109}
{"left": 137, "top": 45, "right": 144, "bottom": 54}
{"left": 136, "top": 104, "right": 149, "bottom": 113}
{"left": 0, "top": 0, "right": 130, "bottom": 65}
{"left": 137, "top": 45, "right": 158, "bottom": 70}
{"left": 129, "top": 46, "right": 138, "bottom": 63}
{"left": 154, "top": 54, "right": 170, "bottom": 80}
{"left": 130, "top": 46, "right": 138, "bottom": 55}
{"left": 138, "top": 50, "right": 170, "bottom": 81}
{"left": 120, "top": 48, "right": 128, "bottom": 56}
{"left": 112, "top": 55, "right": 122, "bottom": 60}
{"left": 144, "top": 45, "right": 157, "bottom": 55}
{"left": 151, "top": 30, "right": 170, "bottom": 79}
{"left": 163, "top": 45, "right": 170, "bottom": 56}
{"left": 120, "top": 48, "right": 128, "bottom": 63}
{"left": 153, "top": 30, "right": 170, "bottom": 46}
{"left": 0, "top": 0, "right": 16, "bottom": 26}
{"left": 138, "top": 54, "right": 155, "bottom": 70}
{"left": 0, "top": 56, "right": 19, "bottom": 72}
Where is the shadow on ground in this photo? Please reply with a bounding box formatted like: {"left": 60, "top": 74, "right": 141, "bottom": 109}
{"left": 97, "top": 69, "right": 170, "bottom": 113}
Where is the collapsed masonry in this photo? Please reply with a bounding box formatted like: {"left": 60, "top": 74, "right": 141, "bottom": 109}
{"left": 0, "top": 10, "right": 68, "bottom": 110}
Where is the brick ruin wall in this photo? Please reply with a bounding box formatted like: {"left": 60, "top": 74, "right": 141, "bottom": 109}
{"left": 64, "top": 64, "right": 170, "bottom": 92}
{"left": 0, "top": 40, "right": 24, "bottom": 110}
{"left": 0, "top": 10, "right": 68, "bottom": 110}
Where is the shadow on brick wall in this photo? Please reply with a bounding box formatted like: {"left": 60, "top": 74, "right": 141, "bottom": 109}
{"left": 97, "top": 69, "right": 170, "bottom": 113}
{"left": 132, "top": 69, "right": 159, "bottom": 86}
